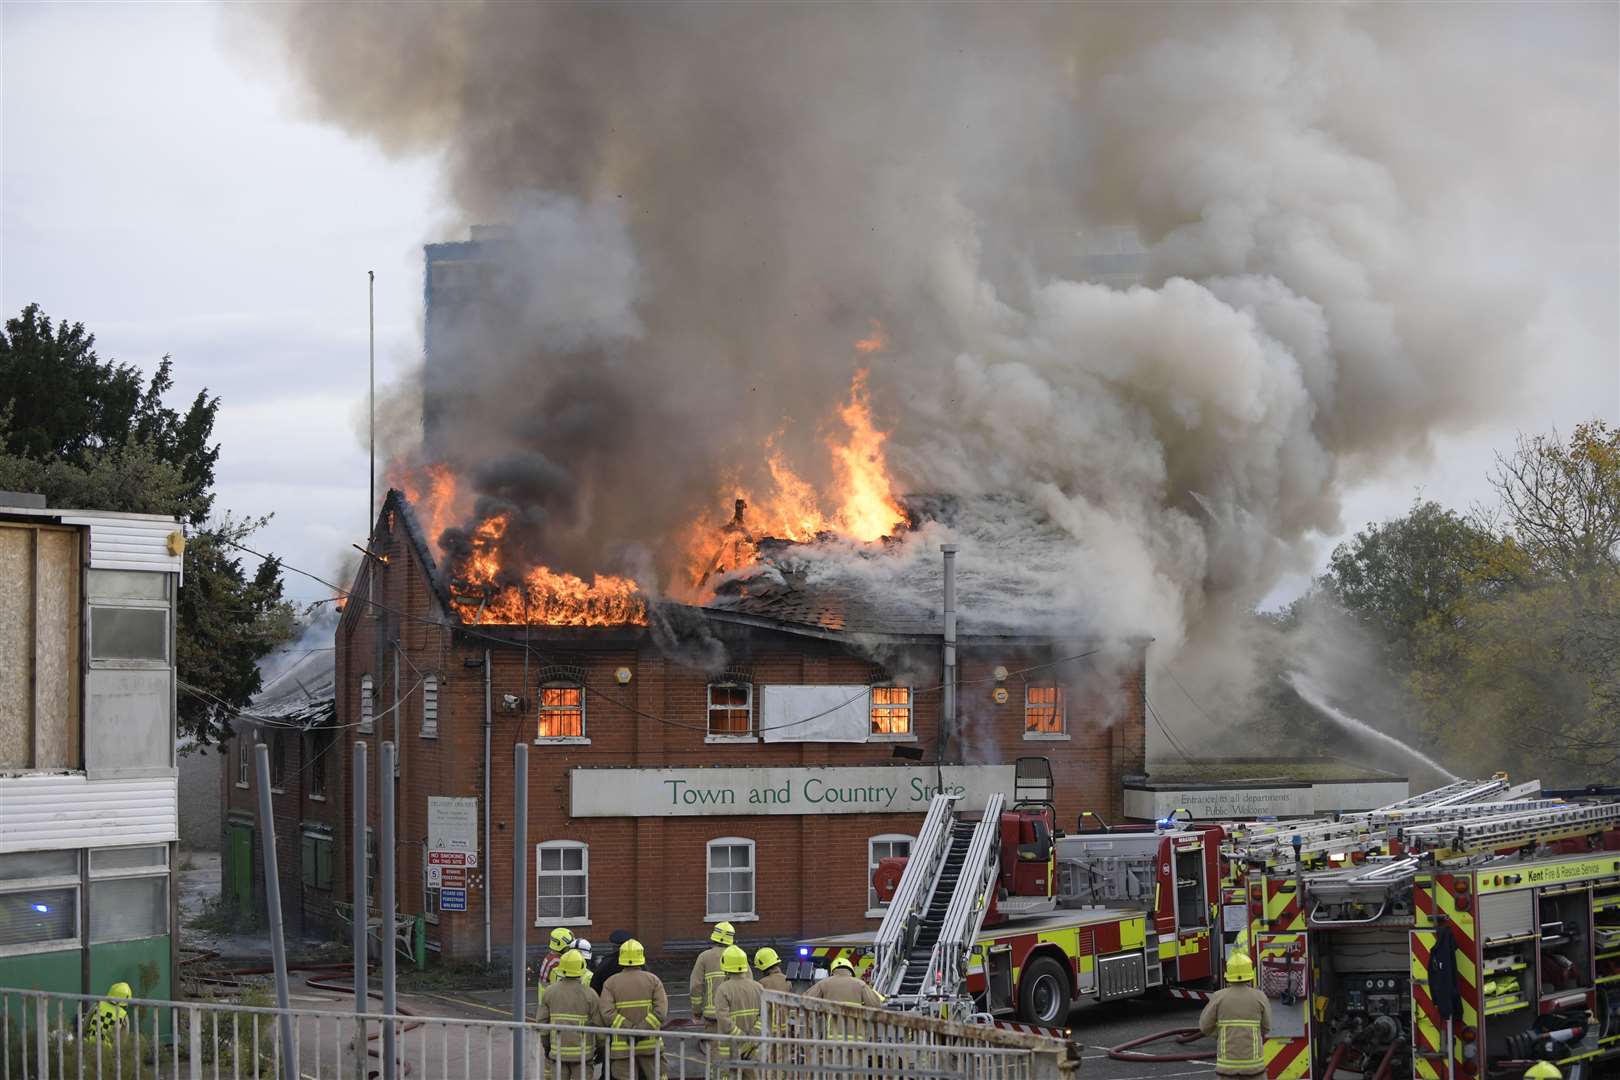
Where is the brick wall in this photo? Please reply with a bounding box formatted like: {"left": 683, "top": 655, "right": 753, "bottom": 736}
{"left": 315, "top": 493, "right": 1150, "bottom": 963}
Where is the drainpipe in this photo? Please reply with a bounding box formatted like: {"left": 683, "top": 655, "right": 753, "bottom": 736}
{"left": 942, "top": 545, "right": 957, "bottom": 768}
{"left": 483, "top": 649, "right": 493, "bottom": 964}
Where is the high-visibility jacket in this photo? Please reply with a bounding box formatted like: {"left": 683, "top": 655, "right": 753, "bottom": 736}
{"left": 83, "top": 998, "right": 128, "bottom": 1044}
{"left": 536, "top": 976, "right": 604, "bottom": 1060}
{"left": 600, "top": 969, "right": 668, "bottom": 1055}
{"left": 690, "top": 945, "right": 740, "bottom": 1020}
{"left": 1198, "top": 985, "right": 1271, "bottom": 1076}
{"left": 713, "top": 973, "right": 764, "bottom": 1060}
{"left": 536, "top": 950, "right": 564, "bottom": 1010}
{"left": 803, "top": 971, "right": 884, "bottom": 1041}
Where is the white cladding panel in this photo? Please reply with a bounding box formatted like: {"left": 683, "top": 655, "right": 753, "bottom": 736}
{"left": 62, "top": 516, "right": 183, "bottom": 574}
{"left": 0, "top": 773, "right": 178, "bottom": 852}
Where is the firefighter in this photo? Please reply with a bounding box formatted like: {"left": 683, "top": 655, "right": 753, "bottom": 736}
{"left": 712, "top": 945, "right": 764, "bottom": 1075}
{"left": 576, "top": 937, "right": 593, "bottom": 969}
{"left": 1522, "top": 1065, "right": 1562, "bottom": 1079}
{"left": 691, "top": 920, "right": 744, "bottom": 1067}
{"left": 753, "top": 947, "right": 791, "bottom": 994}
{"left": 1197, "top": 952, "right": 1271, "bottom": 1078}
{"left": 593, "top": 929, "right": 634, "bottom": 992}
{"left": 83, "top": 981, "right": 132, "bottom": 1045}
{"left": 804, "top": 956, "right": 884, "bottom": 1043}
{"left": 536, "top": 948, "right": 603, "bottom": 1078}
{"left": 536, "top": 926, "right": 576, "bottom": 1010}
{"left": 600, "top": 938, "right": 667, "bottom": 1080}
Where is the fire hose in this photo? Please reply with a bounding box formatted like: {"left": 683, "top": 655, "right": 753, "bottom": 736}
{"left": 183, "top": 953, "right": 425, "bottom": 1078}
{"left": 1105, "top": 1027, "right": 1213, "bottom": 1063}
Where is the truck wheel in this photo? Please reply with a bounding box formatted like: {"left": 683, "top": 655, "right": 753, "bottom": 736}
{"left": 1017, "top": 956, "right": 1071, "bottom": 1026}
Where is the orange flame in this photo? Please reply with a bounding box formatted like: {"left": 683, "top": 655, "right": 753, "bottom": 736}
{"left": 452, "top": 513, "right": 648, "bottom": 626}
{"left": 677, "top": 358, "right": 907, "bottom": 596}
{"left": 387, "top": 461, "right": 460, "bottom": 559}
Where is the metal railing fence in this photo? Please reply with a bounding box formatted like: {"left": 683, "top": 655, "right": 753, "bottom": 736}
{"left": 1, "top": 988, "right": 1066, "bottom": 1080}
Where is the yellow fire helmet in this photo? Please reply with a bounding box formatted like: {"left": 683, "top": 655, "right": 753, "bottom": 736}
{"left": 618, "top": 938, "right": 647, "bottom": 967}
{"left": 1522, "top": 1064, "right": 1562, "bottom": 1080}
{"left": 557, "top": 949, "right": 588, "bottom": 979}
{"left": 711, "top": 921, "right": 736, "bottom": 946}
{"left": 549, "top": 927, "right": 576, "bottom": 952}
{"left": 1225, "top": 952, "right": 1255, "bottom": 984}
{"left": 107, "top": 982, "right": 133, "bottom": 1001}
{"left": 721, "top": 945, "right": 749, "bottom": 974}
{"left": 753, "top": 947, "right": 781, "bottom": 972}
{"left": 830, "top": 956, "right": 856, "bottom": 974}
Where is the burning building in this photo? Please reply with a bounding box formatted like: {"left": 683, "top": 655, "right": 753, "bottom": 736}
{"left": 273, "top": 486, "right": 1149, "bottom": 962}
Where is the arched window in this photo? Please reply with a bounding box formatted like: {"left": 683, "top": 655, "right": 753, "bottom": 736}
{"left": 1024, "top": 683, "right": 1066, "bottom": 737}
{"left": 706, "top": 837, "right": 756, "bottom": 920}
{"left": 536, "top": 840, "right": 589, "bottom": 924}
{"left": 538, "top": 684, "right": 585, "bottom": 740}
{"left": 707, "top": 681, "right": 753, "bottom": 738}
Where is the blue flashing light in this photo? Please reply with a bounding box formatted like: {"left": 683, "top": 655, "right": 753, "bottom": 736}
{"left": 32, "top": 903, "right": 49, "bottom": 914}
{"left": 798, "top": 947, "right": 810, "bottom": 957}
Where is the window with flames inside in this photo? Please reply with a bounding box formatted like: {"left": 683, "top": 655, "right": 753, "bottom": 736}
{"left": 538, "top": 685, "right": 584, "bottom": 740}
{"left": 870, "top": 686, "right": 913, "bottom": 736}
{"left": 1025, "top": 684, "right": 1066, "bottom": 736}
{"left": 708, "top": 683, "right": 752, "bottom": 737}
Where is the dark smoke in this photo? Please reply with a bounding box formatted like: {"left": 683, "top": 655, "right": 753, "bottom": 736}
{"left": 246, "top": 2, "right": 1613, "bottom": 727}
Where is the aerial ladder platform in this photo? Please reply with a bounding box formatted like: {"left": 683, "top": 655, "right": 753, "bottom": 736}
{"left": 869, "top": 791, "right": 1006, "bottom": 1020}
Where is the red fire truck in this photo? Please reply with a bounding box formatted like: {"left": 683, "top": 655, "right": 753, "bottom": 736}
{"left": 792, "top": 757, "right": 1225, "bottom": 1027}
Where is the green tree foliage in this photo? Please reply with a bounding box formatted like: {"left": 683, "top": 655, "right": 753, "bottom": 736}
{"left": 0, "top": 304, "right": 294, "bottom": 743}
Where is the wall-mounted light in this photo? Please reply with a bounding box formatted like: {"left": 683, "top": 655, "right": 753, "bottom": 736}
{"left": 615, "top": 667, "right": 633, "bottom": 685}
{"left": 992, "top": 665, "right": 1008, "bottom": 683}
{"left": 992, "top": 687, "right": 1009, "bottom": 705}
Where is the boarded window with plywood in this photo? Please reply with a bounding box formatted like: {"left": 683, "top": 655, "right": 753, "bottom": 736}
{"left": 0, "top": 523, "right": 82, "bottom": 770}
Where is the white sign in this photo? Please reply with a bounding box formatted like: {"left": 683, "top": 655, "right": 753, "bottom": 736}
{"left": 570, "top": 765, "right": 1016, "bottom": 818}
{"left": 1123, "top": 786, "right": 1314, "bottom": 821}
{"left": 428, "top": 797, "right": 478, "bottom": 886}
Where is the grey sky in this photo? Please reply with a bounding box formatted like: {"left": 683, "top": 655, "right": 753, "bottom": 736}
{"left": 3, "top": 2, "right": 1616, "bottom": 608}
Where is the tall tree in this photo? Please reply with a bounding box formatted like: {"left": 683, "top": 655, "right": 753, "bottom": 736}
{"left": 0, "top": 304, "right": 293, "bottom": 743}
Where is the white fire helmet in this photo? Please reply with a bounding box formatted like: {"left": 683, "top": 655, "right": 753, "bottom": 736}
{"left": 576, "top": 938, "right": 592, "bottom": 962}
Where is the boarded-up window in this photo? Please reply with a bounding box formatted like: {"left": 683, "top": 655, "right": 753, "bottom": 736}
{"left": 360, "top": 675, "right": 374, "bottom": 733}
{"left": 0, "top": 523, "right": 81, "bottom": 770}
{"left": 421, "top": 675, "right": 439, "bottom": 738}
{"left": 707, "top": 683, "right": 752, "bottom": 736}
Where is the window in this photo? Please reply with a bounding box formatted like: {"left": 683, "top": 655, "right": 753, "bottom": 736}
{"left": 1024, "top": 684, "right": 1067, "bottom": 737}
{"left": 538, "top": 685, "right": 584, "bottom": 740}
{"left": 421, "top": 675, "right": 439, "bottom": 739}
{"left": 707, "top": 683, "right": 753, "bottom": 738}
{"left": 0, "top": 850, "right": 79, "bottom": 954}
{"left": 867, "top": 834, "right": 914, "bottom": 913}
{"left": 88, "top": 606, "right": 168, "bottom": 662}
{"left": 89, "top": 846, "right": 168, "bottom": 944}
{"left": 360, "top": 675, "right": 375, "bottom": 733}
{"left": 706, "top": 838, "right": 755, "bottom": 920}
{"left": 536, "top": 841, "right": 588, "bottom": 924}
{"left": 307, "top": 728, "right": 333, "bottom": 799}
{"left": 870, "top": 687, "right": 913, "bottom": 737}
{"left": 237, "top": 740, "right": 250, "bottom": 787}
{"left": 301, "top": 833, "right": 334, "bottom": 891}
{"left": 270, "top": 731, "right": 287, "bottom": 791}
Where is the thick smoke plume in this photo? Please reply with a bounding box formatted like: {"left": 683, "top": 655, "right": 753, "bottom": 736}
{"left": 250, "top": 3, "right": 1611, "bottom": 739}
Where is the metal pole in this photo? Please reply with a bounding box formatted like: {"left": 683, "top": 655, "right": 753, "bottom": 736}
{"left": 254, "top": 743, "right": 298, "bottom": 1080}
{"left": 368, "top": 269, "right": 375, "bottom": 526}
{"left": 352, "top": 742, "right": 369, "bottom": 1020}
{"left": 941, "top": 544, "right": 958, "bottom": 773}
{"left": 483, "top": 650, "right": 493, "bottom": 965}
{"left": 512, "top": 741, "right": 529, "bottom": 1079}
{"left": 380, "top": 741, "right": 397, "bottom": 1080}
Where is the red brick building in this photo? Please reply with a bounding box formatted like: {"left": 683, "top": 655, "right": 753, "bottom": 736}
{"left": 227, "top": 490, "right": 1147, "bottom": 962}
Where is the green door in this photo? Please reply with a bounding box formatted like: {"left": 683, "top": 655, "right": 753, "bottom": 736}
{"left": 227, "top": 824, "right": 255, "bottom": 918}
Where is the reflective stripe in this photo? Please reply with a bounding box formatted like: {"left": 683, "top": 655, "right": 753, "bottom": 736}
{"left": 1217, "top": 1019, "right": 1265, "bottom": 1069}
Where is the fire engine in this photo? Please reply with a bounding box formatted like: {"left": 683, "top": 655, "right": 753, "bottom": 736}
{"left": 794, "top": 762, "right": 1620, "bottom": 1079}
{"left": 791, "top": 757, "right": 1226, "bottom": 1028}
{"left": 1225, "top": 776, "right": 1620, "bottom": 1079}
